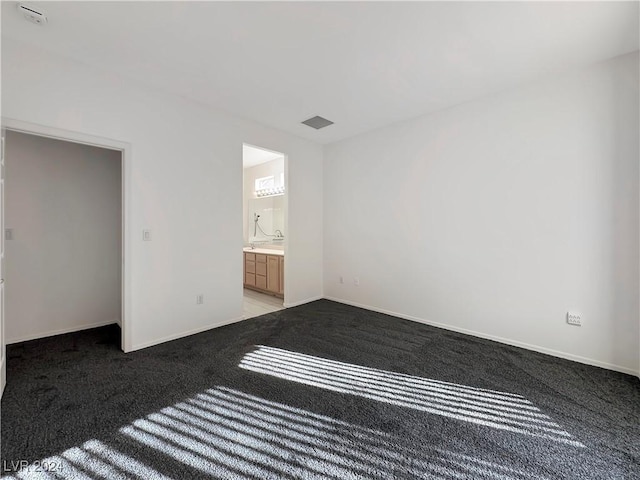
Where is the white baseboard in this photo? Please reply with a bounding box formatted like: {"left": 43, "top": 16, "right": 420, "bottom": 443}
{"left": 283, "top": 295, "right": 324, "bottom": 308}
{"left": 130, "top": 316, "right": 245, "bottom": 352}
{"left": 6, "top": 319, "right": 119, "bottom": 344}
{"left": 127, "top": 296, "right": 324, "bottom": 352}
{"left": 324, "top": 296, "right": 639, "bottom": 377}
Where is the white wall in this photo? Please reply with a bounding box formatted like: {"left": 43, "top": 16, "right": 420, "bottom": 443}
{"left": 2, "top": 38, "right": 323, "bottom": 351}
{"left": 324, "top": 52, "right": 640, "bottom": 375}
{"left": 5, "top": 131, "right": 121, "bottom": 342}
{"left": 243, "top": 157, "right": 285, "bottom": 243}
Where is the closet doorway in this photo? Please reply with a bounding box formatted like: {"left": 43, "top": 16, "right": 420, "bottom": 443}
{"left": 0, "top": 119, "right": 131, "bottom": 397}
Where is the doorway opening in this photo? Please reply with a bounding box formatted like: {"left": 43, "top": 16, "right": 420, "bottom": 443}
{"left": 0, "top": 119, "right": 130, "bottom": 393}
{"left": 241, "top": 144, "right": 287, "bottom": 318}
{"left": 4, "top": 130, "right": 122, "bottom": 349}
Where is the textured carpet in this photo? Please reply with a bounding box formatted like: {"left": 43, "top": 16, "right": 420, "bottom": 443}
{"left": 1, "top": 300, "right": 639, "bottom": 479}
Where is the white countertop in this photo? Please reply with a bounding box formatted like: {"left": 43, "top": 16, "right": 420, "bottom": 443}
{"left": 243, "top": 247, "right": 284, "bottom": 256}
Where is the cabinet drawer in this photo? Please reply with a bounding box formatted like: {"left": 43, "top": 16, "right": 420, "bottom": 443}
{"left": 256, "top": 262, "right": 267, "bottom": 276}
{"left": 256, "top": 275, "right": 267, "bottom": 290}
{"left": 245, "top": 261, "right": 256, "bottom": 274}
{"left": 256, "top": 254, "right": 267, "bottom": 263}
{"left": 245, "top": 252, "right": 256, "bottom": 262}
{"left": 245, "top": 273, "right": 256, "bottom": 287}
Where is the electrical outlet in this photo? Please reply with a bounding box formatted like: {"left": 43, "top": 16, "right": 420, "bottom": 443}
{"left": 196, "top": 294, "right": 204, "bottom": 305}
{"left": 566, "top": 312, "right": 581, "bottom": 326}
{"left": 354, "top": 277, "right": 360, "bottom": 286}
{"left": 5, "top": 228, "right": 13, "bottom": 241}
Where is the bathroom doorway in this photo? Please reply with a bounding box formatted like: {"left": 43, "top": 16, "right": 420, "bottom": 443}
{"left": 241, "top": 144, "right": 287, "bottom": 318}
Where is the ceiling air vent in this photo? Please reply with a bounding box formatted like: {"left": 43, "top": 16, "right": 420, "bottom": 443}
{"left": 18, "top": 3, "right": 47, "bottom": 25}
{"left": 302, "top": 116, "right": 334, "bottom": 130}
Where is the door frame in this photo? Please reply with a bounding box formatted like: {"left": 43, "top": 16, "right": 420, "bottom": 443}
{"left": 1, "top": 128, "right": 5, "bottom": 395}
{"left": 1, "top": 117, "right": 133, "bottom": 354}
{"left": 241, "top": 143, "right": 289, "bottom": 306}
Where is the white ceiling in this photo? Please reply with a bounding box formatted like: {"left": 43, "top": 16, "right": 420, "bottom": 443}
{"left": 2, "top": 2, "right": 638, "bottom": 144}
{"left": 243, "top": 144, "right": 283, "bottom": 169}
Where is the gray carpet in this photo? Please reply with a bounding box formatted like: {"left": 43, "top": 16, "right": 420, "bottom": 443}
{"left": 1, "top": 300, "right": 639, "bottom": 479}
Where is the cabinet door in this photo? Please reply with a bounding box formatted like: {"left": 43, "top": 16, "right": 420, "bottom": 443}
{"left": 256, "top": 262, "right": 267, "bottom": 276}
{"left": 267, "top": 256, "right": 280, "bottom": 293}
{"left": 279, "top": 257, "right": 284, "bottom": 294}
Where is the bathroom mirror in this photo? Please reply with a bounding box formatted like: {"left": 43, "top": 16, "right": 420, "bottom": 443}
{"left": 248, "top": 196, "right": 284, "bottom": 243}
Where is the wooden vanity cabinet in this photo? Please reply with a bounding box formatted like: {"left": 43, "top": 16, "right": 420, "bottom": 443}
{"left": 244, "top": 252, "right": 284, "bottom": 298}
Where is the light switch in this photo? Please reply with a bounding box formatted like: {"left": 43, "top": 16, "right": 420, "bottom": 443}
{"left": 143, "top": 229, "right": 151, "bottom": 241}
{"left": 5, "top": 229, "right": 12, "bottom": 241}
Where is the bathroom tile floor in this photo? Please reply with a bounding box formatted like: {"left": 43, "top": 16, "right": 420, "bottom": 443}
{"left": 242, "top": 288, "right": 284, "bottom": 318}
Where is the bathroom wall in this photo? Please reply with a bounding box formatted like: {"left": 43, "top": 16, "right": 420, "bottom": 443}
{"left": 243, "top": 157, "right": 285, "bottom": 243}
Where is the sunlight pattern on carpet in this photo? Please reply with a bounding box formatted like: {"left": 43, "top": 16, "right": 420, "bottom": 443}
{"left": 5, "top": 387, "right": 552, "bottom": 480}
{"left": 121, "top": 386, "right": 546, "bottom": 480}
{"left": 5, "top": 440, "right": 172, "bottom": 480}
{"left": 239, "top": 345, "right": 585, "bottom": 447}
